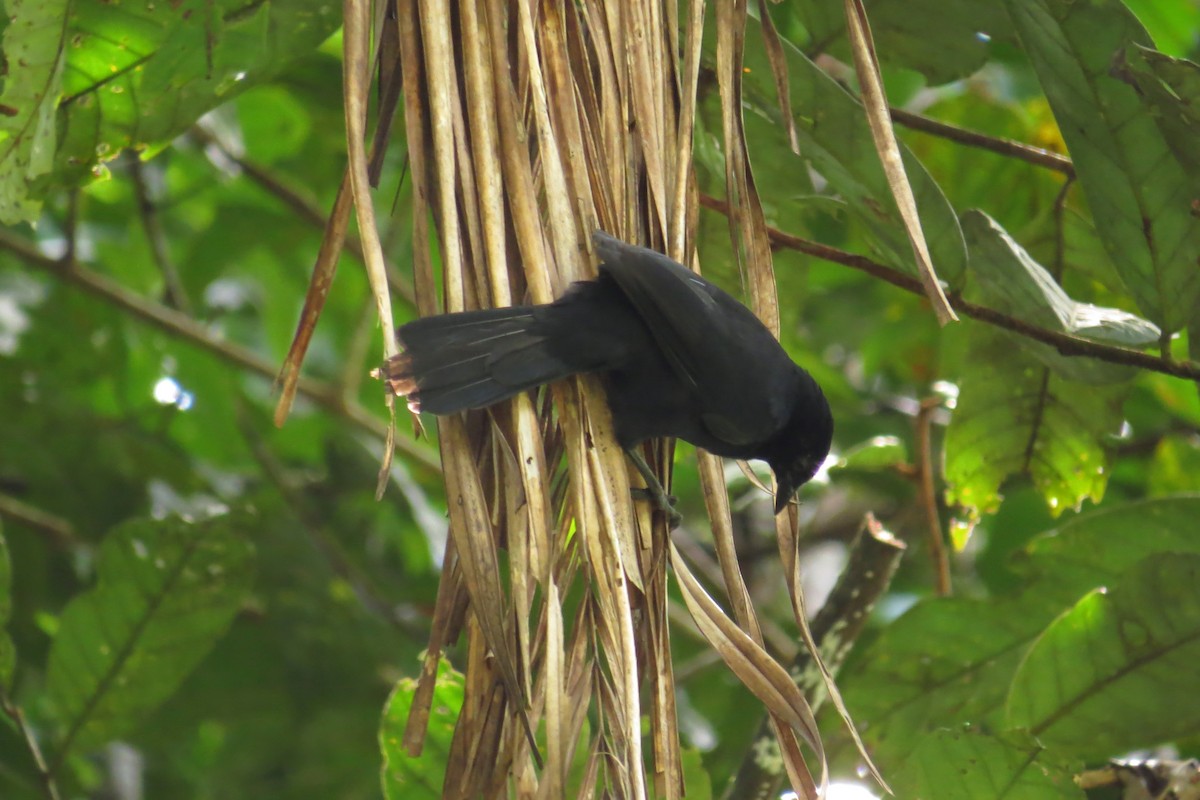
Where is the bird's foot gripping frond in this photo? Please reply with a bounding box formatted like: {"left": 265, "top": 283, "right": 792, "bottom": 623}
{"left": 378, "top": 352, "right": 422, "bottom": 413}
{"left": 627, "top": 448, "right": 683, "bottom": 529}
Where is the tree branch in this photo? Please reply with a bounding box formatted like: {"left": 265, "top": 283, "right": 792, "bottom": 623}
{"left": 889, "top": 107, "right": 1075, "bottom": 177}
{"left": 128, "top": 155, "right": 193, "bottom": 314}
{"left": 700, "top": 194, "right": 1200, "bottom": 383}
{"left": 0, "top": 229, "right": 440, "bottom": 473}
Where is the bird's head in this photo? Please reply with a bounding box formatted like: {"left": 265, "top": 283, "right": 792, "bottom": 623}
{"left": 768, "top": 371, "right": 833, "bottom": 514}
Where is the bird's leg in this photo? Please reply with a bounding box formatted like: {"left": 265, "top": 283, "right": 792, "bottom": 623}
{"left": 625, "top": 448, "right": 682, "bottom": 529}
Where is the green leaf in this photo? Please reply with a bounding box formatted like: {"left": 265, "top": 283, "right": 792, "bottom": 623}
{"left": 54, "top": 0, "right": 339, "bottom": 186}
{"left": 679, "top": 746, "right": 713, "bottom": 800}
{"left": 845, "top": 497, "right": 1200, "bottom": 766}
{"left": 777, "top": 1, "right": 1014, "bottom": 86}
{"left": 380, "top": 659, "right": 464, "bottom": 800}
{"left": 842, "top": 592, "right": 1060, "bottom": 764}
{"left": 1004, "top": 0, "right": 1200, "bottom": 333}
{"left": 1112, "top": 45, "right": 1200, "bottom": 181}
{"left": 0, "top": 0, "right": 68, "bottom": 224}
{"left": 944, "top": 327, "right": 1126, "bottom": 518}
{"left": 892, "top": 729, "right": 1083, "bottom": 800}
{"left": 1018, "top": 495, "right": 1200, "bottom": 596}
{"left": 46, "top": 515, "right": 255, "bottom": 756}
{"left": 1007, "top": 553, "right": 1200, "bottom": 757}
{"left": 962, "top": 210, "right": 1160, "bottom": 383}
{"left": 727, "top": 20, "right": 968, "bottom": 285}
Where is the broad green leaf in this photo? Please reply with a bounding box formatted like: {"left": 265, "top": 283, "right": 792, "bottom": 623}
{"left": 845, "top": 497, "right": 1200, "bottom": 764}
{"left": 380, "top": 659, "right": 464, "bottom": 800}
{"left": 1007, "top": 553, "right": 1200, "bottom": 757}
{"left": 944, "top": 328, "right": 1126, "bottom": 518}
{"left": 1017, "top": 495, "right": 1200, "bottom": 595}
{"left": 1005, "top": 0, "right": 1200, "bottom": 333}
{"left": 777, "top": 1, "right": 1014, "bottom": 86}
{"left": 962, "top": 210, "right": 1160, "bottom": 384}
{"left": 46, "top": 515, "right": 254, "bottom": 756}
{"left": 54, "top": 0, "right": 339, "bottom": 186}
{"left": 840, "top": 494, "right": 1200, "bottom": 762}
{"left": 841, "top": 592, "right": 1059, "bottom": 764}
{"left": 892, "top": 729, "right": 1083, "bottom": 800}
{"left": 721, "top": 20, "right": 968, "bottom": 285}
{"left": 1112, "top": 45, "right": 1200, "bottom": 181}
{"left": 0, "top": 0, "right": 68, "bottom": 224}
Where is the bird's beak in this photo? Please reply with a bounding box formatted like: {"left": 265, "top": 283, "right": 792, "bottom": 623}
{"left": 773, "top": 475, "right": 796, "bottom": 515}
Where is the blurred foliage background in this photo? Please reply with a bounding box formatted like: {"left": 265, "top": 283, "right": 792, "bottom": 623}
{"left": 1, "top": 0, "right": 1199, "bottom": 798}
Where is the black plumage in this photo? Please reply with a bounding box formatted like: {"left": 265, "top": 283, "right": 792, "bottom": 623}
{"left": 384, "top": 231, "right": 833, "bottom": 513}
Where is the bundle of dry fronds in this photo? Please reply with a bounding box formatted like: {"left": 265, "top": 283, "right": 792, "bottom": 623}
{"left": 277, "top": 1, "right": 910, "bottom": 797}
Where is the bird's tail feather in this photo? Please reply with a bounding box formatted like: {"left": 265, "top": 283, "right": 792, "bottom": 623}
{"left": 384, "top": 307, "right": 575, "bottom": 414}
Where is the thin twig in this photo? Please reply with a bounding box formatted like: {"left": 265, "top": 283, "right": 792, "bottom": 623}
{"left": 916, "top": 396, "right": 950, "bottom": 596}
{"left": 0, "top": 494, "right": 78, "bottom": 551}
{"left": 62, "top": 191, "right": 79, "bottom": 266}
{"left": 699, "top": 194, "right": 1200, "bottom": 383}
{"left": 889, "top": 106, "right": 1075, "bottom": 177}
{"left": 1050, "top": 175, "right": 1075, "bottom": 282}
{"left": 0, "top": 229, "right": 440, "bottom": 473}
{"left": 0, "top": 690, "right": 62, "bottom": 800}
{"left": 722, "top": 514, "right": 905, "bottom": 800}
{"left": 128, "top": 155, "right": 193, "bottom": 314}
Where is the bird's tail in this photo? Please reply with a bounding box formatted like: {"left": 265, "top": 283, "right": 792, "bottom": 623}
{"left": 383, "top": 307, "right": 575, "bottom": 415}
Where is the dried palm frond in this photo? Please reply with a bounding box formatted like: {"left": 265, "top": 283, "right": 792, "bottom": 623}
{"left": 282, "top": 1, "right": 899, "bottom": 797}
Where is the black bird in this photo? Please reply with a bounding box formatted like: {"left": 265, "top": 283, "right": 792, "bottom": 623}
{"left": 384, "top": 231, "right": 832, "bottom": 515}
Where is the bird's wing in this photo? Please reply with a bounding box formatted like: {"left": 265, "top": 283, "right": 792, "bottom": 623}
{"left": 593, "top": 231, "right": 782, "bottom": 446}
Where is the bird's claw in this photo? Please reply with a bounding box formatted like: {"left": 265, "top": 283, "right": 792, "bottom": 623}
{"left": 630, "top": 487, "right": 683, "bottom": 529}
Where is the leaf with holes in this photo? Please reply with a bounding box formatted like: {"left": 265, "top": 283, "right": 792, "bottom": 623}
{"left": 0, "top": 0, "right": 69, "bottom": 224}
{"left": 944, "top": 328, "right": 1127, "bottom": 519}
{"left": 46, "top": 515, "right": 254, "bottom": 757}
{"left": 53, "top": 0, "right": 339, "bottom": 188}
{"left": 892, "top": 729, "right": 1084, "bottom": 799}
{"left": 1006, "top": 553, "right": 1200, "bottom": 758}
{"left": 1005, "top": 0, "right": 1200, "bottom": 333}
